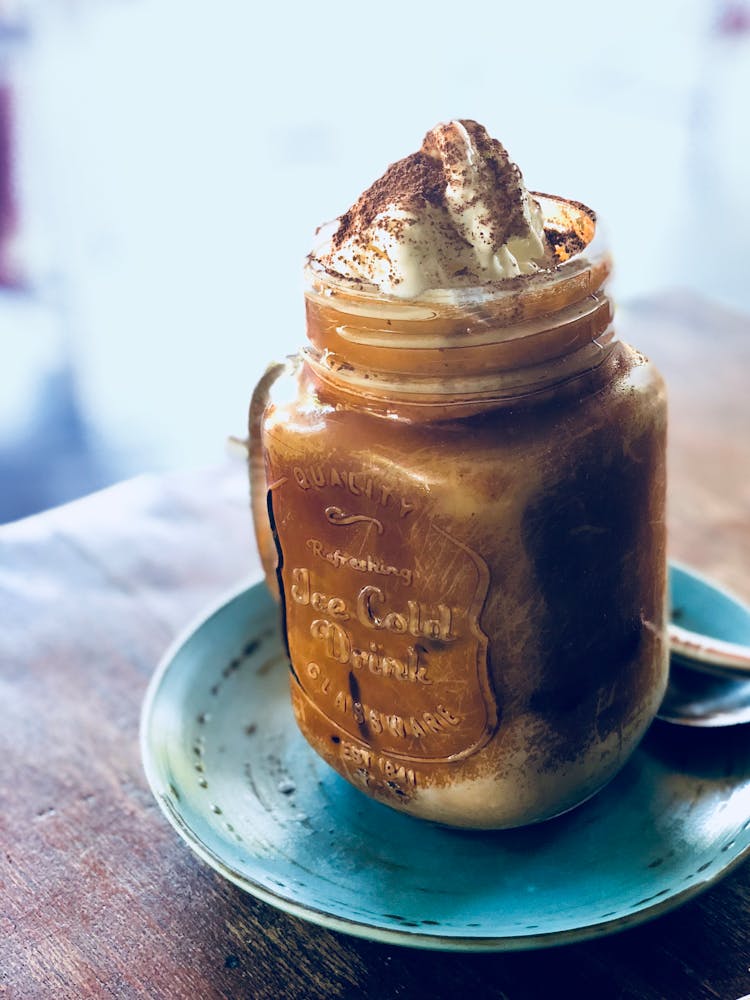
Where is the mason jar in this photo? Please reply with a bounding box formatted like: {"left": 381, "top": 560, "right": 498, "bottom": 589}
{"left": 249, "top": 195, "right": 668, "bottom": 829}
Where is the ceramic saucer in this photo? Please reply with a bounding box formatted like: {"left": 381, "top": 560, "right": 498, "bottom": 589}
{"left": 140, "top": 572, "right": 750, "bottom": 951}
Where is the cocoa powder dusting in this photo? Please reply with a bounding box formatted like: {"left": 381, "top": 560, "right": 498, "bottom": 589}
{"left": 545, "top": 226, "right": 588, "bottom": 263}
{"left": 436, "top": 119, "right": 529, "bottom": 246}
{"left": 332, "top": 150, "right": 445, "bottom": 251}
{"left": 331, "top": 119, "right": 529, "bottom": 251}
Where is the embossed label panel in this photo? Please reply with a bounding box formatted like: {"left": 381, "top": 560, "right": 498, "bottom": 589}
{"left": 268, "top": 457, "right": 495, "bottom": 763}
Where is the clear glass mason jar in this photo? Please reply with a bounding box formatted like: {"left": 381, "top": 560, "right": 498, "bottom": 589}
{"left": 250, "top": 195, "right": 668, "bottom": 829}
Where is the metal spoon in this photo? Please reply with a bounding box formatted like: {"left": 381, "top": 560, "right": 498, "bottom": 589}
{"left": 658, "top": 659, "right": 750, "bottom": 727}
{"left": 658, "top": 566, "right": 750, "bottom": 727}
{"left": 669, "top": 622, "right": 750, "bottom": 681}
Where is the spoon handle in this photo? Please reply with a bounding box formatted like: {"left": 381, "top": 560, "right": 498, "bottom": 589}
{"left": 669, "top": 622, "right": 750, "bottom": 680}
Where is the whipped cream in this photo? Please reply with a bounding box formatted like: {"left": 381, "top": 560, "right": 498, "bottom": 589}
{"left": 315, "top": 120, "right": 551, "bottom": 298}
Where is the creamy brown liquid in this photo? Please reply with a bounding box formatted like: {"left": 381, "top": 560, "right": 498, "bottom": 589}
{"left": 254, "top": 287, "right": 668, "bottom": 827}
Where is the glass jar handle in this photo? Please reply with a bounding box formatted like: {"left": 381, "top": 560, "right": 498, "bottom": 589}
{"left": 249, "top": 361, "right": 286, "bottom": 601}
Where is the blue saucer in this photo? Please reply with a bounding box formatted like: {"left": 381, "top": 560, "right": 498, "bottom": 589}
{"left": 140, "top": 570, "right": 750, "bottom": 951}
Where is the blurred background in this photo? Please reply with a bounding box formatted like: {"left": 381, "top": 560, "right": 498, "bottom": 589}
{"left": 1, "top": 0, "right": 749, "bottom": 523}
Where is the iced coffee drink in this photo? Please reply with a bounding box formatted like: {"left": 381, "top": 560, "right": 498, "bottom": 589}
{"left": 250, "top": 120, "right": 668, "bottom": 829}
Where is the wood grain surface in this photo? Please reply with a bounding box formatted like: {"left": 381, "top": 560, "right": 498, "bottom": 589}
{"left": 1, "top": 294, "right": 749, "bottom": 1000}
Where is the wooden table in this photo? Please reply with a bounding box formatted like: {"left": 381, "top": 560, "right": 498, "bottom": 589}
{"left": 2, "top": 294, "right": 749, "bottom": 1000}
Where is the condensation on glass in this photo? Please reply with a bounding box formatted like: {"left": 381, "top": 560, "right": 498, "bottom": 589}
{"left": 250, "top": 196, "right": 668, "bottom": 829}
